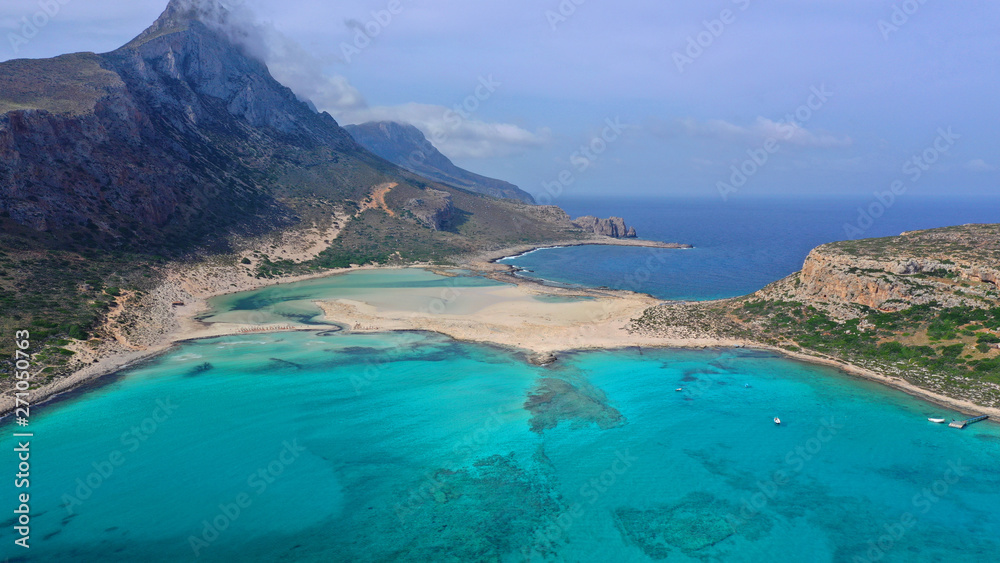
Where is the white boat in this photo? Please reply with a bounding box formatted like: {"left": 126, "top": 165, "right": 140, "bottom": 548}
{"left": 928, "top": 418, "right": 946, "bottom": 424}
{"left": 774, "top": 417, "right": 781, "bottom": 425}
{"left": 675, "top": 388, "right": 684, "bottom": 392}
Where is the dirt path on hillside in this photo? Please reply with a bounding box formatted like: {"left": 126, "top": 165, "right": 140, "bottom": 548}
{"left": 360, "top": 182, "right": 398, "bottom": 217}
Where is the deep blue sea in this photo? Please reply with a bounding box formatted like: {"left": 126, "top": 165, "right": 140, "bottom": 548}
{"left": 3, "top": 199, "right": 1000, "bottom": 562}
{"left": 502, "top": 196, "right": 1000, "bottom": 300}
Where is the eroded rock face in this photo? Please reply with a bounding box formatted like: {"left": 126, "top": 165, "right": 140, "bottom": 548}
{"left": 404, "top": 188, "right": 454, "bottom": 231}
{"left": 766, "top": 225, "right": 1000, "bottom": 313}
{"left": 572, "top": 216, "right": 638, "bottom": 238}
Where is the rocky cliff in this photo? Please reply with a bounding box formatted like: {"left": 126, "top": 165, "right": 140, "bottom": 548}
{"left": 404, "top": 189, "right": 454, "bottom": 231}
{"left": 571, "top": 216, "right": 637, "bottom": 238}
{"left": 761, "top": 224, "right": 1000, "bottom": 314}
{"left": 344, "top": 121, "right": 536, "bottom": 204}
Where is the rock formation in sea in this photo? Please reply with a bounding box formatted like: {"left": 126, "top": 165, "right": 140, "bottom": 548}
{"left": 571, "top": 216, "right": 638, "bottom": 238}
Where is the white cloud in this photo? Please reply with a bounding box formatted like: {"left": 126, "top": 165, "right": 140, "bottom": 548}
{"left": 171, "top": 0, "right": 368, "bottom": 112}
{"left": 655, "top": 116, "right": 852, "bottom": 149}
{"left": 258, "top": 33, "right": 367, "bottom": 112}
{"left": 174, "top": 1, "right": 544, "bottom": 158}
{"left": 964, "top": 159, "right": 997, "bottom": 172}
{"left": 336, "top": 103, "right": 550, "bottom": 160}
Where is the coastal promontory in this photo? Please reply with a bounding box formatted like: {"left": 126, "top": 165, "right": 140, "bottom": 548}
{"left": 631, "top": 224, "right": 1000, "bottom": 413}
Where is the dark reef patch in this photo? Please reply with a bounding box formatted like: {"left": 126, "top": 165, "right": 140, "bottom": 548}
{"left": 614, "top": 492, "right": 771, "bottom": 559}
{"left": 524, "top": 377, "right": 626, "bottom": 433}
{"left": 269, "top": 358, "right": 304, "bottom": 370}
{"left": 185, "top": 362, "right": 214, "bottom": 377}
{"left": 335, "top": 452, "right": 567, "bottom": 561}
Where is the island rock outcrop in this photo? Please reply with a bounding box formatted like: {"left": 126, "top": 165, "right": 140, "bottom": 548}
{"left": 571, "top": 216, "right": 638, "bottom": 238}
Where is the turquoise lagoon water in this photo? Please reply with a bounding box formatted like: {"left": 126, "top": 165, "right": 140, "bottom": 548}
{"left": 3, "top": 327, "right": 1000, "bottom": 561}
{"left": 200, "top": 268, "right": 509, "bottom": 326}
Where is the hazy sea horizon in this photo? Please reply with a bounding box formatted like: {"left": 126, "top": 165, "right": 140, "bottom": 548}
{"left": 502, "top": 194, "right": 1000, "bottom": 300}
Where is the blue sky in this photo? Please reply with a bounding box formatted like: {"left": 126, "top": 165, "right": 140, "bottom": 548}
{"left": 2, "top": 0, "right": 998, "bottom": 201}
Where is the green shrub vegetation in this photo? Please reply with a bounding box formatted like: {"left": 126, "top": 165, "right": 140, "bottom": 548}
{"left": 727, "top": 300, "right": 1000, "bottom": 387}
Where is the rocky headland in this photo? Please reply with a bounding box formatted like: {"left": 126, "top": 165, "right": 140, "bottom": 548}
{"left": 572, "top": 216, "right": 638, "bottom": 238}
{"left": 631, "top": 224, "right": 1000, "bottom": 415}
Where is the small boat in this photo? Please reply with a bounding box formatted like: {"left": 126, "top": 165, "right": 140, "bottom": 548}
{"left": 745, "top": 383, "right": 752, "bottom": 388}
{"left": 675, "top": 388, "right": 684, "bottom": 392}
{"left": 773, "top": 417, "right": 781, "bottom": 425}
{"left": 928, "top": 418, "right": 946, "bottom": 424}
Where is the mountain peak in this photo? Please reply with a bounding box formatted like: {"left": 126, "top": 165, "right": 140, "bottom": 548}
{"left": 129, "top": 0, "right": 236, "bottom": 47}
{"left": 160, "top": 0, "right": 233, "bottom": 27}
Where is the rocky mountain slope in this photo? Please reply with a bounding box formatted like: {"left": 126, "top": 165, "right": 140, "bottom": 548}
{"left": 0, "top": 0, "right": 604, "bottom": 371}
{"left": 0, "top": 1, "right": 567, "bottom": 256}
{"left": 344, "top": 121, "right": 536, "bottom": 204}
